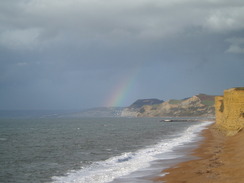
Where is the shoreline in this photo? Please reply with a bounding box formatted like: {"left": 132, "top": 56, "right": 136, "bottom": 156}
{"left": 111, "top": 121, "right": 212, "bottom": 183}
{"left": 153, "top": 123, "right": 244, "bottom": 183}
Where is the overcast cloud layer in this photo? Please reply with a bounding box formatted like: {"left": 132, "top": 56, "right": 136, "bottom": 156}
{"left": 0, "top": 0, "right": 244, "bottom": 110}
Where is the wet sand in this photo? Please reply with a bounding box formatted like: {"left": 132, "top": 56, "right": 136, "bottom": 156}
{"left": 153, "top": 124, "right": 244, "bottom": 183}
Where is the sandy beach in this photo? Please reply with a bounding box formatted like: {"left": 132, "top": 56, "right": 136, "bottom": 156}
{"left": 153, "top": 124, "right": 244, "bottom": 183}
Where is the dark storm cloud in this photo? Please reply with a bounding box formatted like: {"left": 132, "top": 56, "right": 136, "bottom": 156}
{"left": 0, "top": 0, "right": 244, "bottom": 109}
{"left": 1, "top": 0, "right": 244, "bottom": 49}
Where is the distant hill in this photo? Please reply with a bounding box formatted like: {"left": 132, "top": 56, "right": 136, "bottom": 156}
{"left": 0, "top": 110, "right": 76, "bottom": 118}
{"left": 65, "top": 107, "right": 124, "bottom": 118}
{"left": 122, "top": 94, "right": 216, "bottom": 117}
{"left": 128, "top": 99, "right": 164, "bottom": 109}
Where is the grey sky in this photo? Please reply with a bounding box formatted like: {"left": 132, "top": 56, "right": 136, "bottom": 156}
{"left": 0, "top": 0, "right": 244, "bottom": 110}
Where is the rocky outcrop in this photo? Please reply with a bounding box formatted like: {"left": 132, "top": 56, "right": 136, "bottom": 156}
{"left": 215, "top": 88, "right": 244, "bottom": 135}
{"left": 215, "top": 96, "right": 224, "bottom": 126}
{"left": 121, "top": 98, "right": 164, "bottom": 117}
{"left": 121, "top": 108, "right": 139, "bottom": 117}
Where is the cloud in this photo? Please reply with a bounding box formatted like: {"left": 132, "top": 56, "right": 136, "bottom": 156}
{"left": 204, "top": 6, "right": 244, "bottom": 32}
{"left": 0, "top": 0, "right": 244, "bottom": 109}
{"left": 226, "top": 37, "right": 244, "bottom": 54}
{"left": 17, "top": 62, "right": 28, "bottom": 66}
{"left": 226, "top": 45, "right": 244, "bottom": 54}
{"left": 1, "top": 0, "right": 244, "bottom": 50}
{"left": 0, "top": 28, "right": 41, "bottom": 50}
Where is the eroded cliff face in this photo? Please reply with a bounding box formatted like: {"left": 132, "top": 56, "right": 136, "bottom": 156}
{"left": 121, "top": 108, "right": 139, "bottom": 117}
{"left": 138, "top": 95, "right": 214, "bottom": 117}
{"left": 121, "top": 94, "right": 215, "bottom": 117}
{"left": 215, "top": 88, "right": 244, "bottom": 135}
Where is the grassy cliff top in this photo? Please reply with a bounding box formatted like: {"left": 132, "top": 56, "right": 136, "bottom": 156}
{"left": 234, "top": 87, "right": 244, "bottom": 91}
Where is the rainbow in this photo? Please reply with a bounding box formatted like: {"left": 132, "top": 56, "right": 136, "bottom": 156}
{"left": 105, "top": 69, "right": 139, "bottom": 107}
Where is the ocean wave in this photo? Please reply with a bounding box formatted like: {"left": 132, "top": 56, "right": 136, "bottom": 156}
{"left": 52, "top": 121, "right": 212, "bottom": 183}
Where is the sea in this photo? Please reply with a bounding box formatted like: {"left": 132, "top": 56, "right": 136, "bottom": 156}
{"left": 0, "top": 112, "right": 213, "bottom": 183}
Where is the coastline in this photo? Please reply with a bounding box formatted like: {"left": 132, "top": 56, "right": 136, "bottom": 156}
{"left": 153, "top": 123, "right": 244, "bottom": 183}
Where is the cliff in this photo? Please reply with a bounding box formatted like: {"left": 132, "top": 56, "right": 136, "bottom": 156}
{"left": 129, "top": 99, "right": 164, "bottom": 109}
{"left": 122, "top": 94, "right": 215, "bottom": 117}
{"left": 121, "top": 99, "right": 163, "bottom": 117}
{"left": 121, "top": 108, "right": 140, "bottom": 117}
{"left": 215, "top": 88, "right": 244, "bottom": 135}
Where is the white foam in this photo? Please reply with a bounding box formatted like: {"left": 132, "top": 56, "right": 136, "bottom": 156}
{"left": 52, "top": 121, "right": 212, "bottom": 183}
{"left": 0, "top": 137, "right": 6, "bottom": 141}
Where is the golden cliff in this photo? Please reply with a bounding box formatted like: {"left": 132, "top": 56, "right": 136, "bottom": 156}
{"left": 138, "top": 95, "right": 215, "bottom": 117}
{"left": 122, "top": 94, "right": 215, "bottom": 117}
{"left": 215, "top": 88, "right": 244, "bottom": 135}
